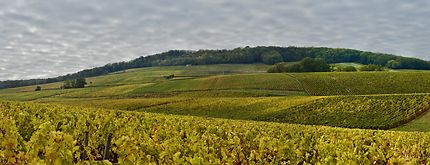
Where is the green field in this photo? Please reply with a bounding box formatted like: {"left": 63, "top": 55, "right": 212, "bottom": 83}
{"left": 2, "top": 101, "right": 430, "bottom": 164}
{"left": 54, "top": 94, "right": 426, "bottom": 130}
{"left": 393, "top": 110, "right": 430, "bottom": 132}
{"left": 3, "top": 63, "right": 430, "bottom": 163}
{"left": 291, "top": 71, "right": 430, "bottom": 95}
{"left": 1, "top": 64, "right": 430, "bottom": 132}
{"left": 260, "top": 94, "right": 430, "bottom": 129}
{"left": 3, "top": 64, "right": 430, "bottom": 98}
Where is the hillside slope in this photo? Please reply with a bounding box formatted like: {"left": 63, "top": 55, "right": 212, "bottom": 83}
{"left": 1, "top": 64, "right": 430, "bottom": 131}
{"left": 2, "top": 46, "right": 430, "bottom": 89}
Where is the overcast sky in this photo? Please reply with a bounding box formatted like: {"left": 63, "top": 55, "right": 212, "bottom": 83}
{"left": 1, "top": 0, "right": 430, "bottom": 80}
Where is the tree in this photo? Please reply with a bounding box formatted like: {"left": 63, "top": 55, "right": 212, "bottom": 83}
{"left": 35, "top": 86, "right": 42, "bottom": 91}
{"left": 268, "top": 62, "right": 303, "bottom": 73}
{"left": 359, "top": 64, "right": 384, "bottom": 71}
{"left": 261, "top": 50, "right": 284, "bottom": 65}
{"left": 267, "top": 63, "right": 285, "bottom": 73}
{"left": 336, "top": 66, "right": 357, "bottom": 72}
{"left": 386, "top": 60, "right": 401, "bottom": 69}
{"left": 285, "top": 63, "right": 303, "bottom": 72}
{"left": 267, "top": 58, "right": 330, "bottom": 73}
{"left": 301, "top": 58, "right": 330, "bottom": 72}
{"left": 75, "top": 78, "right": 87, "bottom": 88}
{"left": 63, "top": 80, "right": 73, "bottom": 89}
{"left": 344, "top": 66, "right": 357, "bottom": 72}
{"left": 63, "top": 78, "right": 86, "bottom": 89}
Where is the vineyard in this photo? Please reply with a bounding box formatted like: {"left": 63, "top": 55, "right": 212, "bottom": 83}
{"left": 128, "top": 73, "right": 304, "bottom": 94}
{"left": 260, "top": 94, "right": 430, "bottom": 129}
{"left": 2, "top": 64, "right": 430, "bottom": 163}
{"left": 2, "top": 101, "right": 430, "bottom": 164}
{"left": 291, "top": 72, "right": 430, "bottom": 95}
{"left": 1, "top": 65, "right": 430, "bottom": 130}
{"left": 130, "top": 96, "right": 320, "bottom": 120}
{"left": 55, "top": 94, "right": 428, "bottom": 130}
{"left": 0, "top": 64, "right": 270, "bottom": 94}
{"left": 3, "top": 66, "right": 430, "bottom": 101}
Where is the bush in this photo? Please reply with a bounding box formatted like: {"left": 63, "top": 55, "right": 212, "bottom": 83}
{"left": 268, "top": 58, "right": 330, "bottom": 73}
{"left": 63, "top": 78, "right": 87, "bottom": 89}
{"left": 360, "top": 64, "right": 384, "bottom": 71}
{"left": 386, "top": 60, "right": 401, "bottom": 69}
{"left": 301, "top": 58, "right": 330, "bottom": 72}
{"left": 165, "top": 74, "right": 175, "bottom": 79}
{"left": 336, "top": 66, "right": 357, "bottom": 72}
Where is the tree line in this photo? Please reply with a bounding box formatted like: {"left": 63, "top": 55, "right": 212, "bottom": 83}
{"left": 61, "top": 78, "right": 87, "bottom": 89}
{"left": 1, "top": 46, "right": 429, "bottom": 89}
{"left": 268, "top": 58, "right": 386, "bottom": 73}
{"left": 34, "top": 78, "right": 87, "bottom": 91}
{"left": 268, "top": 58, "right": 331, "bottom": 73}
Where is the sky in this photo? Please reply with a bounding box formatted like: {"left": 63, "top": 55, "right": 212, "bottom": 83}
{"left": 1, "top": 0, "right": 430, "bottom": 80}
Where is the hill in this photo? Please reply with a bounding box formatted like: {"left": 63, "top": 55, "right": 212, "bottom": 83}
{"left": 1, "top": 64, "right": 430, "bottom": 131}
{"left": 2, "top": 63, "right": 430, "bottom": 163}
{"left": 1, "top": 46, "right": 430, "bottom": 89}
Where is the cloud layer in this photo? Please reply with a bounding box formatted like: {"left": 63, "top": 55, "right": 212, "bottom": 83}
{"left": 1, "top": 0, "right": 430, "bottom": 80}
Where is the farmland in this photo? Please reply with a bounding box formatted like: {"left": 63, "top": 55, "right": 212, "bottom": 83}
{"left": 2, "top": 101, "right": 430, "bottom": 164}
{"left": 2, "top": 1, "right": 430, "bottom": 162}
{"left": 2, "top": 64, "right": 430, "bottom": 163}
{"left": 1, "top": 64, "right": 430, "bottom": 131}
{"left": 260, "top": 94, "right": 430, "bottom": 129}
{"left": 291, "top": 71, "right": 430, "bottom": 95}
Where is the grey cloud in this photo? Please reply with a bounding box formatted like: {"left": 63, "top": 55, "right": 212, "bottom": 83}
{"left": 0, "top": 0, "right": 430, "bottom": 80}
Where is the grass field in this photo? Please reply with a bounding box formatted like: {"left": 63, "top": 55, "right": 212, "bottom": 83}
{"left": 393, "top": 110, "right": 430, "bottom": 132}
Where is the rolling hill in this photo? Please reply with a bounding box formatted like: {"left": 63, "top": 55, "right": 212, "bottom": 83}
{"left": 2, "top": 46, "right": 430, "bottom": 89}
{"left": 1, "top": 63, "right": 430, "bottom": 131}
{"left": 2, "top": 43, "right": 430, "bottom": 164}
{"left": 3, "top": 60, "right": 430, "bottom": 163}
